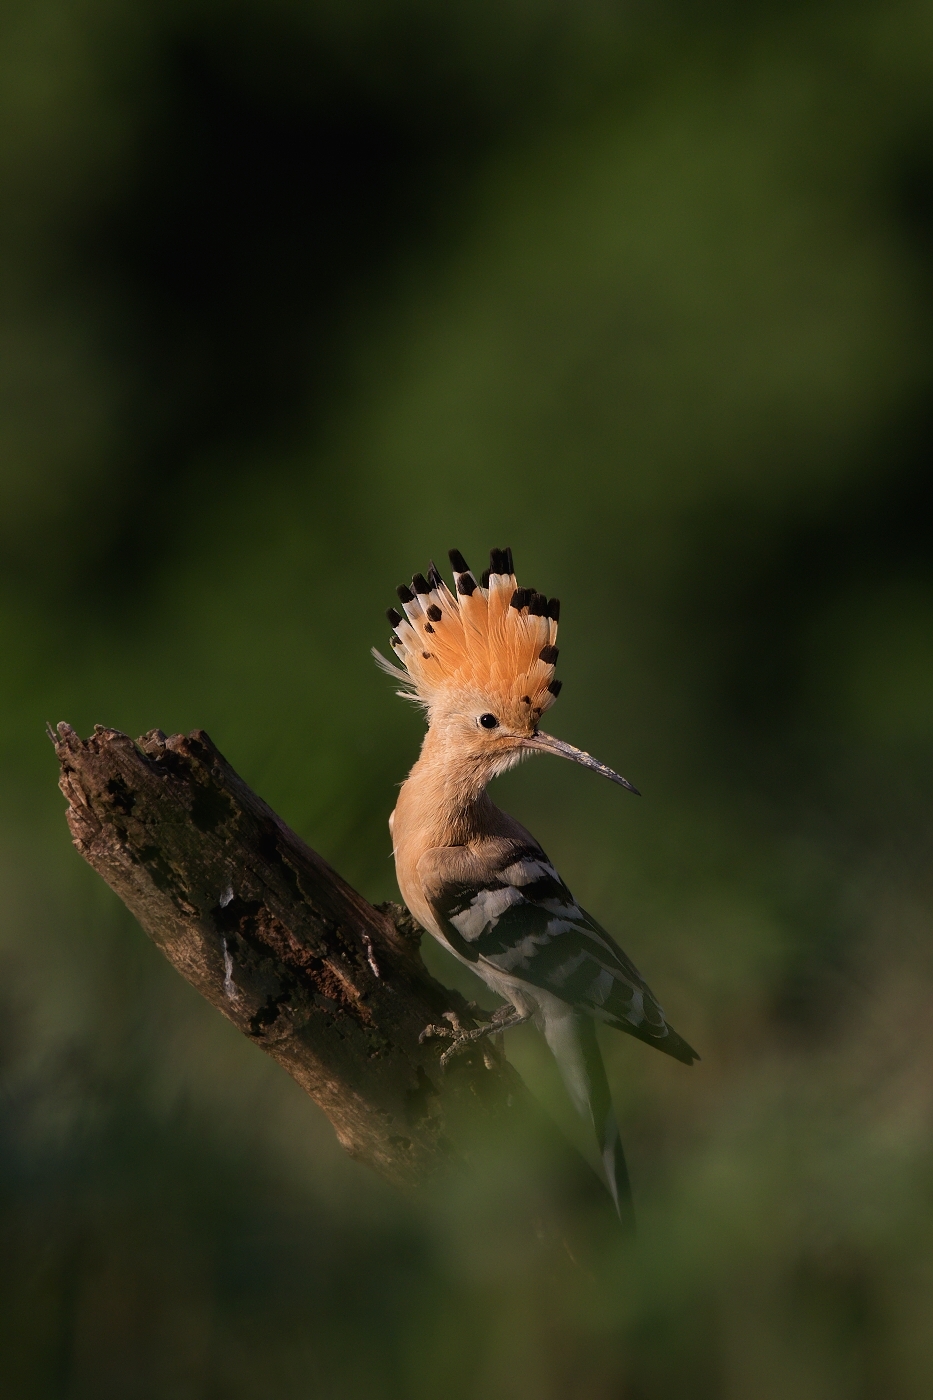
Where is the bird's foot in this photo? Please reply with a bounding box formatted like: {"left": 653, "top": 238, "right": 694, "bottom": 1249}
{"left": 419, "top": 1004, "right": 530, "bottom": 1069}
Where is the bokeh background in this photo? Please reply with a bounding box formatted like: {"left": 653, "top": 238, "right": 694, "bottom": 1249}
{"left": 2, "top": 1, "right": 933, "bottom": 1395}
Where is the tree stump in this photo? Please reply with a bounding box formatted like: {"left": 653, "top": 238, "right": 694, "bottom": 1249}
{"left": 50, "top": 723, "right": 607, "bottom": 1228}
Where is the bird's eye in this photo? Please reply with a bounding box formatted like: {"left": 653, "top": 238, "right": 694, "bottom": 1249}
{"left": 479, "top": 713, "right": 499, "bottom": 729}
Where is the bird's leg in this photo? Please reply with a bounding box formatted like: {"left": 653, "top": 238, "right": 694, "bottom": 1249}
{"left": 420, "top": 1004, "right": 531, "bottom": 1068}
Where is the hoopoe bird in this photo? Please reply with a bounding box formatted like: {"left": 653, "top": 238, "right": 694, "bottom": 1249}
{"left": 374, "top": 547, "right": 697, "bottom": 1220}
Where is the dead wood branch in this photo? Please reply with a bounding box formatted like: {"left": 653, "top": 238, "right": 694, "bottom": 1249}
{"left": 50, "top": 723, "right": 604, "bottom": 1219}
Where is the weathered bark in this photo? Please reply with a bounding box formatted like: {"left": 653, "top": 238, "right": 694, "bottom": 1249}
{"left": 51, "top": 723, "right": 605, "bottom": 1215}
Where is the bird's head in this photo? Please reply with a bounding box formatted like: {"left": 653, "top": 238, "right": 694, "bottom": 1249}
{"left": 374, "top": 547, "right": 639, "bottom": 796}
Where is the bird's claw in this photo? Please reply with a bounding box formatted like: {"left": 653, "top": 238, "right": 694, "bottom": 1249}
{"left": 419, "top": 1011, "right": 482, "bottom": 1067}
{"left": 419, "top": 1010, "right": 460, "bottom": 1044}
{"left": 419, "top": 1005, "right": 529, "bottom": 1069}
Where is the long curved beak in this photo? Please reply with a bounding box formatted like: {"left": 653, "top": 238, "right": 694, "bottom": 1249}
{"left": 521, "top": 732, "right": 641, "bottom": 795}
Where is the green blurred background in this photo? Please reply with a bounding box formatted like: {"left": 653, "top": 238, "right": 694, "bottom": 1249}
{"left": 2, "top": 1, "right": 933, "bottom": 1394}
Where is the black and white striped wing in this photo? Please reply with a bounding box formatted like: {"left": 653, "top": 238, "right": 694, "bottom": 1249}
{"left": 430, "top": 845, "right": 698, "bottom": 1064}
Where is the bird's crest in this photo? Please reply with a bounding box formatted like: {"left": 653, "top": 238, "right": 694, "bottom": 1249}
{"left": 374, "top": 547, "right": 561, "bottom": 718}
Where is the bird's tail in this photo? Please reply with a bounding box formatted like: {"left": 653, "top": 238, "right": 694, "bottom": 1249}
{"left": 543, "top": 1008, "right": 635, "bottom": 1231}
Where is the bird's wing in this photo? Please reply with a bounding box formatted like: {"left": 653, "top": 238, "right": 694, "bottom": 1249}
{"left": 418, "top": 841, "right": 698, "bottom": 1063}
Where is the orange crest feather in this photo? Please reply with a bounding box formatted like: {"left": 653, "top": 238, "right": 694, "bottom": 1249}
{"left": 375, "top": 548, "right": 561, "bottom": 716}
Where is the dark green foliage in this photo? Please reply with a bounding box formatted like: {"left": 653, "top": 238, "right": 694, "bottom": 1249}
{"left": 3, "top": 1, "right": 933, "bottom": 1395}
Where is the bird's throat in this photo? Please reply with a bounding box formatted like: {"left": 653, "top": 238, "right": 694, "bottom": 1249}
{"left": 391, "top": 726, "right": 499, "bottom": 854}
